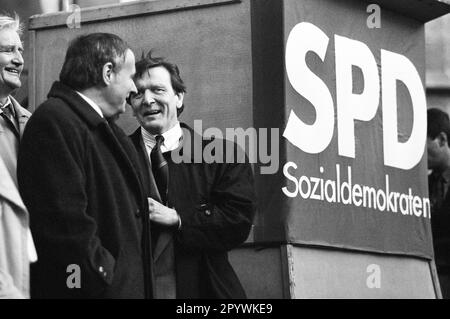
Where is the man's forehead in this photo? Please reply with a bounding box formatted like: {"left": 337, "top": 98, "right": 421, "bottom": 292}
{"left": 135, "top": 70, "right": 153, "bottom": 88}
{"left": 135, "top": 67, "right": 169, "bottom": 85}
{"left": 124, "top": 48, "right": 135, "bottom": 63}
{"left": 0, "top": 27, "right": 20, "bottom": 37}
{"left": 0, "top": 28, "right": 22, "bottom": 46}
{"left": 115, "top": 49, "right": 132, "bottom": 67}
{"left": 427, "top": 135, "right": 439, "bottom": 141}
{"left": 134, "top": 75, "right": 147, "bottom": 88}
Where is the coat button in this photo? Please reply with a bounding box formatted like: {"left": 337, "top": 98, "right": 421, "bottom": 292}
{"left": 204, "top": 209, "right": 211, "bottom": 216}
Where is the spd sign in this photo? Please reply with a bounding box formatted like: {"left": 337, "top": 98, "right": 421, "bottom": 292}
{"left": 279, "top": 0, "right": 432, "bottom": 259}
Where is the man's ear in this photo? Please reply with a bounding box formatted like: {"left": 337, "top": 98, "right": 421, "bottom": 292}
{"left": 438, "top": 132, "right": 448, "bottom": 147}
{"left": 176, "top": 92, "right": 185, "bottom": 109}
{"left": 102, "top": 62, "right": 114, "bottom": 85}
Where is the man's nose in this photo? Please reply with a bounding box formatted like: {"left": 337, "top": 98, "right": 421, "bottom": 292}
{"left": 143, "top": 89, "right": 155, "bottom": 104}
{"left": 12, "top": 50, "right": 24, "bottom": 66}
{"left": 130, "top": 81, "right": 137, "bottom": 94}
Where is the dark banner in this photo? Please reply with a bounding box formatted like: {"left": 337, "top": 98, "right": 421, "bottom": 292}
{"left": 280, "top": 0, "right": 432, "bottom": 258}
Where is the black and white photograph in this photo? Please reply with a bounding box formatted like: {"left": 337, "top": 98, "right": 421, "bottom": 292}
{"left": 0, "top": 0, "right": 449, "bottom": 305}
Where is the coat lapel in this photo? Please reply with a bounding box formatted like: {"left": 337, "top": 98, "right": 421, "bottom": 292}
{"left": 130, "top": 129, "right": 173, "bottom": 262}
{"left": 153, "top": 231, "right": 173, "bottom": 263}
{"left": 101, "top": 121, "right": 145, "bottom": 204}
{"left": 0, "top": 97, "right": 29, "bottom": 211}
{"left": 47, "top": 82, "right": 144, "bottom": 204}
{"left": 130, "top": 128, "right": 162, "bottom": 202}
{"left": 10, "top": 96, "right": 30, "bottom": 139}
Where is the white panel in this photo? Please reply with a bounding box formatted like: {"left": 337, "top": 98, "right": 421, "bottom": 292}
{"left": 229, "top": 247, "right": 285, "bottom": 299}
{"left": 290, "top": 246, "right": 436, "bottom": 298}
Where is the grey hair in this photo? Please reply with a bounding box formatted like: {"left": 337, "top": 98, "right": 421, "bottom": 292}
{"left": 0, "top": 13, "right": 22, "bottom": 35}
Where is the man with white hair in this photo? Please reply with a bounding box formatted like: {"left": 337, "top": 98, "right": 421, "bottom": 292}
{"left": 0, "top": 13, "right": 37, "bottom": 299}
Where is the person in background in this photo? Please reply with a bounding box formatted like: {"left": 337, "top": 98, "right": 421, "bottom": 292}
{"left": 427, "top": 107, "right": 450, "bottom": 299}
{"left": 0, "top": 13, "right": 37, "bottom": 299}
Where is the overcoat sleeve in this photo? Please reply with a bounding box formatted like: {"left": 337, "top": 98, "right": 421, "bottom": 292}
{"left": 17, "top": 107, "right": 115, "bottom": 297}
{"left": 175, "top": 141, "right": 256, "bottom": 253}
{"left": 0, "top": 269, "right": 25, "bottom": 299}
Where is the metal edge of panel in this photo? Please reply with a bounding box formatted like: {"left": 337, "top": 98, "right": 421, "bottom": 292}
{"left": 429, "top": 260, "right": 443, "bottom": 298}
{"left": 280, "top": 244, "right": 295, "bottom": 299}
{"left": 29, "top": 0, "right": 242, "bottom": 31}
{"left": 361, "top": 0, "right": 450, "bottom": 22}
{"left": 27, "top": 30, "right": 36, "bottom": 113}
{"left": 286, "top": 240, "right": 434, "bottom": 262}
{"left": 242, "top": 241, "right": 435, "bottom": 264}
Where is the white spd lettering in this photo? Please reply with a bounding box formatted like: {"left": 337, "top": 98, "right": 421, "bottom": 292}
{"left": 283, "top": 22, "right": 426, "bottom": 170}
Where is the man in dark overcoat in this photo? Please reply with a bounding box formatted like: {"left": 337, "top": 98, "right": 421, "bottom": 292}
{"left": 128, "top": 52, "right": 255, "bottom": 298}
{"left": 17, "top": 33, "right": 153, "bottom": 298}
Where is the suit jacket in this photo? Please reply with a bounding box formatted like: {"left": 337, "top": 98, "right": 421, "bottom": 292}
{"left": 130, "top": 123, "right": 255, "bottom": 298}
{"left": 18, "top": 82, "right": 153, "bottom": 298}
{"left": 429, "top": 172, "right": 450, "bottom": 271}
{"left": 0, "top": 98, "right": 35, "bottom": 298}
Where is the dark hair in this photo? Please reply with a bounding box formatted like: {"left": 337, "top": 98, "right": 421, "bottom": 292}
{"left": 59, "top": 33, "right": 128, "bottom": 91}
{"left": 135, "top": 51, "right": 186, "bottom": 115}
{"left": 428, "top": 108, "right": 450, "bottom": 146}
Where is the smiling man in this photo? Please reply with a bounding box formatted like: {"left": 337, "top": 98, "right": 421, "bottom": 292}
{"left": 129, "top": 52, "right": 255, "bottom": 298}
{"left": 17, "top": 33, "right": 153, "bottom": 298}
{"left": 0, "top": 13, "right": 37, "bottom": 299}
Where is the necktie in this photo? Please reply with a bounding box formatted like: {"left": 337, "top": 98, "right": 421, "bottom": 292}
{"left": 1, "top": 104, "right": 19, "bottom": 138}
{"left": 151, "top": 135, "right": 169, "bottom": 205}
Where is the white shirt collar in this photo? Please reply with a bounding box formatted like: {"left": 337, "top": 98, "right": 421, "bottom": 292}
{"left": 141, "top": 122, "right": 183, "bottom": 157}
{"left": 76, "top": 91, "right": 104, "bottom": 118}
{"left": 0, "top": 96, "right": 12, "bottom": 108}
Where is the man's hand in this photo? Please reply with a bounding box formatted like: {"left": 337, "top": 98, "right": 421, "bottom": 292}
{"left": 148, "top": 197, "right": 180, "bottom": 227}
